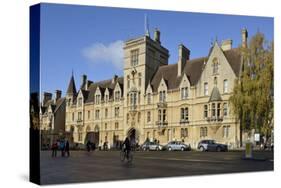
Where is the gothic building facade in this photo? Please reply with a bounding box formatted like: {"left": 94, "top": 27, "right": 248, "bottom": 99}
{"left": 64, "top": 29, "right": 248, "bottom": 149}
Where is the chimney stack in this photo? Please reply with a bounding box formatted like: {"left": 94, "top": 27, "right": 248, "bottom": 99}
{"left": 154, "top": 28, "right": 161, "bottom": 44}
{"left": 43, "top": 92, "right": 52, "bottom": 105}
{"left": 55, "top": 90, "right": 61, "bottom": 101}
{"left": 81, "top": 74, "right": 87, "bottom": 89}
{"left": 178, "top": 44, "right": 190, "bottom": 77}
{"left": 112, "top": 75, "right": 118, "bottom": 84}
{"left": 221, "top": 39, "right": 232, "bottom": 51}
{"left": 242, "top": 28, "right": 248, "bottom": 48}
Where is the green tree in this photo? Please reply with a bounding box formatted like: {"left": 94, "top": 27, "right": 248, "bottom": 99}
{"left": 230, "top": 32, "right": 273, "bottom": 147}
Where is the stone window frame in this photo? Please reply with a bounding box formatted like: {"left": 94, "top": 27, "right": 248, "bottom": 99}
{"left": 181, "top": 87, "right": 188, "bottom": 99}
{"left": 130, "top": 49, "right": 139, "bottom": 67}
{"left": 223, "top": 79, "right": 228, "bottom": 93}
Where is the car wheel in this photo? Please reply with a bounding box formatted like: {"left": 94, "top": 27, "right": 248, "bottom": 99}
{"left": 216, "top": 147, "right": 222, "bottom": 152}
{"left": 181, "top": 147, "right": 185, "bottom": 151}
{"left": 168, "top": 147, "right": 172, "bottom": 151}
{"left": 200, "top": 146, "right": 204, "bottom": 152}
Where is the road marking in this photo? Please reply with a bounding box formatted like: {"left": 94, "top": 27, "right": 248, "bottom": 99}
{"left": 139, "top": 156, "right": 229, "bottom": 163}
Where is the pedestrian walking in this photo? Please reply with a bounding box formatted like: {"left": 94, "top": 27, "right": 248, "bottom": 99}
{"left": 60, "top": 139, "right": 65, "bottom": 157}
{"left": 51, "top": 140, "right": 58, "bottom": 157}
{"left": 65, "top": 140, "right": 70, "bottom": 157}
{"left": 86, "top": 140, "right": 91, "bottom": 152}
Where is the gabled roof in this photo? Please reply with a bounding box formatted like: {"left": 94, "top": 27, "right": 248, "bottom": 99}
{"left": 151, "top": 64, "right": 181, "bottom": 91}
{"left": 223, "top": 48, "right": 242, "bottom": 77}
{"left": 85, "top": 77, "right": 124, "bottom": 103}
{"left": 150, "top": 47, "right": 241, "bottom": 92}
{"left": 209, "top": 87, "right": 222, "bottom": 102}
{"left": 54, "top": 97, "right": 66, "bottom": 112}
{"left": 184, "top": 57, "right": 207, "bottom": 85}
{"left": 42, "top": 97, "right": 66, "bottom": 114}
{"left": 66, "top": 75, "right": 77, "bottom": 95}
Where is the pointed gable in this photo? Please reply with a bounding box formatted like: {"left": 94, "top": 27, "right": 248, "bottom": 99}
{"left": 209, "top": 87, "right": 222, "bottom": 102}
{"left": 66, "top": 75, "right": 77, "bottom": 95}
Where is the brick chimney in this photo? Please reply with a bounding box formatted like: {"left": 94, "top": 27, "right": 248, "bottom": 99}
{"left": 81, "top": 74, "right": 87, "bottom": 89}
{"left": 112, "top": 75, "right": 118, "bottom": 84}
{"left": 55, "top": 90, "right": 61, "bottom": 101}
{"left": 242, "top": 28, "right": 248, "bottom": 48}
{"left": 43, "top": 92, "right": 52, "bottom": 105}
{"left": 221, "top": 39, "right": 232, "bottom": 51}
{"left": 178, "top": 44, "right": 190, "bottom": 77}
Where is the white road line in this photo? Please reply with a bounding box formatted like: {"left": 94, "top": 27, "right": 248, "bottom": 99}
{"left": 139, "top": 156, "right": 228, "bottom": 163}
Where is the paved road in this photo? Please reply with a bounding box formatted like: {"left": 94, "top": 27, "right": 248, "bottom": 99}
{"left": 40, "top": 150, "right": 273, "bottom": 185}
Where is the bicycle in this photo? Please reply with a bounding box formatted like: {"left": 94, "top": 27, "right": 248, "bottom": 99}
{"left": 120, "top": 147, "right": 133, "bottom": 163}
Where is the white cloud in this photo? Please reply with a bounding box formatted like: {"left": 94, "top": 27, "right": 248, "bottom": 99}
{"left": 82, "top": 40, "right": 124, "bottom": 69}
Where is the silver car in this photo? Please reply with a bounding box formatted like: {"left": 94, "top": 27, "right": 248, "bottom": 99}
{"left": 141, "top": 142, "right": 163, "bottom": 151}
{"left": 164, "top": 141, "right": 191, "bottom": 151}
{"left": 197, "top": 140, "right": 228, "bottom": 152}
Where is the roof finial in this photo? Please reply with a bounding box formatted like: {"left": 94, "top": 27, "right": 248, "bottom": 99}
{"left": 71, "top": 69, "right": 74, "bottom": 77}
{"left": 145, "top": 14, "right": 150, "bottom": 37}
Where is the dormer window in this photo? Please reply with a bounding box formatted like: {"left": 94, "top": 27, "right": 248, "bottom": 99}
{"left": 115, "top": 91, "right": 121, "bottom": 101}
{"left": 95, "top": 94, "right": 101, "bottom": 104}
{"left": 131, "top": 49, "right": 139, "bottom": 66}
{"left": 78, "top": 97, "right": 82, "bottom": 106}
{"left": 147, "top": 93, "right": 151, "bottom": 104}
{"left": 159, "top": 91, "right": 166, "bottom": 102}
{"left": 104, "top": 94, "right": 109, "bottom": 102}
{"left": 181, "top": 87, "right": 188, "bottom": 99}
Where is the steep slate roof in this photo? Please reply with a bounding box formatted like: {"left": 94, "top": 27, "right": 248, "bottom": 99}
{"left": 42, "top": 97, "right": 65, "bottom": 114}
{"left": 151, "top": 64, "right": 181, "bottom": 91}
{"left": 223, "top": 48, "right": 242, "bottom": 77}
{"left": 209, "top": 87, "right": 222, "bottom": 102}
{"left": 150, "top": 47, "right": 241, "bottom": 92}
{"left": 184, "top": 57, "right": 208, "bottom": 85}
{"left": 66, "top": 75, "right": 77, "bottom": 95}
{"left": 150, "top": 57, "right": 207, "bottom": 91}
{"left": 54, "top": 97, "right": 66, "bottom": 112}
{"left": 85, "top": 77, "right": 124, "bottom": 103}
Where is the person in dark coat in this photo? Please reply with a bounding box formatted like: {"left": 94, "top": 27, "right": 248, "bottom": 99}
{"left": 86, "top": 140, "right": 91, "bottom": 152}
{"left": 51, "top": 140, "right": 58, "bottom": 157}
{"left": 60, "top": 140, "right": 65, "bottom": 157}
{"left": 65, "top": 140, "right": 70, "bottom": 157}
{"left": 122, "top": 137, "right": 131, "bottom": 159}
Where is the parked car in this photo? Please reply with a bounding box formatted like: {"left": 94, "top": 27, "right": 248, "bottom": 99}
{"left": 197, "top": 140, "right": 228, "bottom": 152}
{"left": 163, "top": 141, "right": 191, "bottom": 151}
{"left": 141, "top": 141, "right": 163, "bottom": 151}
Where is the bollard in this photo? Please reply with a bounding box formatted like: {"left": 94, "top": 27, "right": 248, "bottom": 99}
{"left": 245, "top": 142, "right": 253, "bottom": 159}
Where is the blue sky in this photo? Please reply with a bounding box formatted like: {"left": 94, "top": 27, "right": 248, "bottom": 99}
{"left": 40, "top": 3, "right": 273, "bottom": 95}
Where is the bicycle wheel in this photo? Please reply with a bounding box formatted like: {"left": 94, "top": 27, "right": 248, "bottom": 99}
{"left": 120, "top": 150, "right": 125, "bottom": 162}
{"left": 127, "top": 152, "right": 133, "bottom": 163}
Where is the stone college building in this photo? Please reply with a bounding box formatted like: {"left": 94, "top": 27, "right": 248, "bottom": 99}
{"left": 41, "top": 28, "right": 249, "bottom": 149}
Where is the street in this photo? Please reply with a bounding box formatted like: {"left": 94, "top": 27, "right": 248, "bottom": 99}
{"left": 40, "top": 150, "right": 273, "bottom": 185}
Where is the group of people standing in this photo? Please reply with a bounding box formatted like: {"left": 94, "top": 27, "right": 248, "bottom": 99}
{"left": 51, "top": 139, "right": 70, "bottom": 157}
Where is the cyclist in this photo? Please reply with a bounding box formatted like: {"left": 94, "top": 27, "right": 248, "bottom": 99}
{"left": 122, "top": 137, "right": 131, "bottom": 160}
